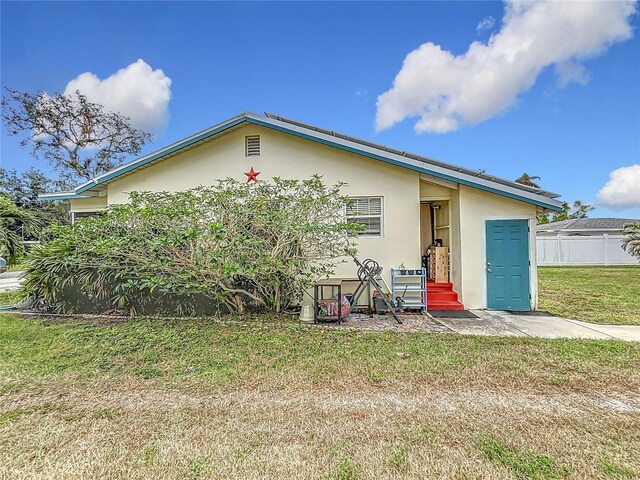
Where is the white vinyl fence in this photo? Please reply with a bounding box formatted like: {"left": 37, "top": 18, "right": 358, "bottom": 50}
{"left": 537, "top": 234, "right": 638, "bottom": 266}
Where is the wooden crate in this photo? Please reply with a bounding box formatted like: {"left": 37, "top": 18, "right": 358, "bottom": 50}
{"left": 429, "top": 246, "right": 449, "bottom": 283}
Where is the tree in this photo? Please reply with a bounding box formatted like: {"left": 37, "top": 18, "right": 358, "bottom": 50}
{"left": 537, "top": 200, "right": 595, "bottom": 224}
{"left": 513, "top": 174, "right": 595, "bottom": 225}
{"left": 1, "top": 88, "right": 152, "bottom": 183}
{"left": 551, "top": 200, "right": 595, "bottom": 222}
{"left": 515, "top": 173, "right": 541, "bottom": 189}
{"left": 0, "top": 194, "right": 39, "bottom": 262}
{"left": 0, "top": 167, "right": 71, "bottom": 239}
{"left": 622, "top": 223, "right": 640, "bottom": 259}
{"left": 515, "top": 173, "right": 549, "bottom": 223}
{"left": 0, "top": 166, "right": 70, "bottom": 206}
{"left": 537, "top": 213, "right": 550, "bottom": 224}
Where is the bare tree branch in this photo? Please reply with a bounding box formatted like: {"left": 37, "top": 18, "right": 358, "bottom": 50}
{"left": 2, "top": 88, "right": 153, "bottom": 183}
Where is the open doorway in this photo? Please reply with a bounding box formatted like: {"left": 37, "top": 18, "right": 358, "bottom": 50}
{"left": 420, "top": 201, "right": 450, "bottom": 282}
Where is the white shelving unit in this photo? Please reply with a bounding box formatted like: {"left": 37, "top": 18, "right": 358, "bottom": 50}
{"left": 391, "top": 268, "right": 427, "bottom": 311}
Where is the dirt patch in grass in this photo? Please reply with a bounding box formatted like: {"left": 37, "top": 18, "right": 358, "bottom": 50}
{"left": 0, "top": 314, "right": 639, "bottom": 479}
{"left": 538, "top": 266, "right": 640, "bottom": 326}
{"left": 1, "top": 375, "right": 638, "bottom": 479}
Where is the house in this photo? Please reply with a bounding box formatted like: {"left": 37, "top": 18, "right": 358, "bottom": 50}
{"left": 537, "top": 218, "right": 639, "bottom": 266}
{"left": 537, "top": 218, "right": 639, "bottom": 236}
{"left": 41, "top": 112, "right": 563, "bottom": 311}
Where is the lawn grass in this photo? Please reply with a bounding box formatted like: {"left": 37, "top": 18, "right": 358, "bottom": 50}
{"left": 0, "top": 314, "right": 638, "bottom": 390}
{"left": 0, "top": 291, "right": 20, "bottom": 306}
{"left": 538, "top": 266, "right": 640, "bottom": 326}
{"left": 477, "top": 435, "right": 572, "bottom": 480}
{"left": 1, "top": 313, "right": 639, "bottom": 479}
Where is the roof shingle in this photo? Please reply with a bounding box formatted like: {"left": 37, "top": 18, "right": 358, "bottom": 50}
{"left": 537, "top": 218, "right": 640, "bottom": 232}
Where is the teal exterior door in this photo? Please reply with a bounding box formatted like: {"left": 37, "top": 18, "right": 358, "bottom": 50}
{"left": 485, "top": 220, "right": 531, "bottom": 311}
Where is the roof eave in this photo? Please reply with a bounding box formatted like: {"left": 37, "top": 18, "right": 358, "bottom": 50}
{"left": 247, "top": 116, "right": 563, "bottom": 211}
{"left": 264, "top": 112, "right": 562, "bottom": 200}
{"left": 44, "top": 111, "right": 564, "bottom": 211}
{"left": 538, "top": 228, "right": 626, "bottom": 232}
{"left": 38, "top": 191, "right": 97, "bottom": 200}
{"left": 74, "top": 113, "right": 253, "bottom": 195}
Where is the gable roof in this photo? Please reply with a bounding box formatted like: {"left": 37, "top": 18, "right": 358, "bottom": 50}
{"left": 538, "top": 217, "right": 640, "bottom": 232}
{"left": 40, "top": 112, "right": 563, "bottom": 210}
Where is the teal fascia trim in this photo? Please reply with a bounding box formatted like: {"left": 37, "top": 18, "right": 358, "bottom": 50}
{"left": 38, "top": 193, "right": 93, "bottom": 200}
{"left": 75, "top": 117, "right": 248, "bottom": 195}
{"left": 67, "top": 113, "right": 560, "bottom": 211}
{"left": 246, "top": 118, "right": 562, "bottom": 211}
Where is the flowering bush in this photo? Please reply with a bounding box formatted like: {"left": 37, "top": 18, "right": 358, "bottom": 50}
{"left": 22, "top": 175, "right": 362, "bottom": 315}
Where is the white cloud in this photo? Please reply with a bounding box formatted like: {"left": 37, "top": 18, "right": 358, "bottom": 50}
{"left": 596, "top": 165, "right": 640, "bottom": 211}
{"left": 554, "top": 61, "right": 590, "bottom": 88}
{"left": 64, "top": 59, "right": 172, "bottom": 133}
{"left": 376, "top": 0, "right": 636, "bottom": 134}
{"left": 477, "top": 16, "right": 496, "bottom": 34}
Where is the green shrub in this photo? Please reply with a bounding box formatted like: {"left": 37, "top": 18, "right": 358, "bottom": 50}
{"left": 21, "top": 176, "right": 362, "bottom": 315}
{"left": 1, "top": 193, "right": 39, "bottom": 263}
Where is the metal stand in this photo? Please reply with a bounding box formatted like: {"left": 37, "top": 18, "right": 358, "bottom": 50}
{"left": 351, "top": 257, "right": 402, "bottom": 324}
{"left": 391, "top": 268, "right": 427, "bottom": 312}
{"left": 313, "top": 279, "right": 345, "bottom": 323}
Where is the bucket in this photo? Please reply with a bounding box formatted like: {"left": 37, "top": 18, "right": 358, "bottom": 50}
{"left": 374, "top": 296, "right": 388, "bottom": 315}
{"left": 299, "top": 304, "right": 314, "bottom": 323}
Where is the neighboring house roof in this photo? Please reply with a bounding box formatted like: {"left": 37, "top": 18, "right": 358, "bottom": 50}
{"left": 537, "top": 218, "right": 640, "bottom": 233}
{"left": 40, "top": 112, "right": 563, "bottom": 210}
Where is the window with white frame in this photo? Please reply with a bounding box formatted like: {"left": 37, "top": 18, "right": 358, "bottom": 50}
{"left": 71, "top": 211, "right": 103, "bottom": 224}
{"left": 347, "top": 196, "right": 383, "bottom": 237}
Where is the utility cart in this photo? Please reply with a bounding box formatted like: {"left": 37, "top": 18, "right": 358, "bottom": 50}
{"left": 313, "top": 278, "right": 364, "bottom": 323}
{"left": 391, "top": 268, "right": 427, "bottom": 312}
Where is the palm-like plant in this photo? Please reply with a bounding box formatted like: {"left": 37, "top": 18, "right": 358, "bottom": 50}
{"left": 622, "top": 223, "right": 640, "bottom": 259}
{"left": 0, "top": 194, "right": 38, "bottom": 262}
{"left": 515, "top": 173, "right": 541, "bottom": 189}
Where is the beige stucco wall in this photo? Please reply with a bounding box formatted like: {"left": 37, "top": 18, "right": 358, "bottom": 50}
{"left": 458, "top": 185, "right": 538, "bottom": 309}
{"left": 449, "top": 188, "right": 463, "bottom": 298}
{"left": 105, "top": 125, "right": 422, "bottom": 283}
{"left": 420, "top": 181, "right": 451, "bottom": 200}
{"left": 69, "top": 195, "right": 108, "bottom": 212}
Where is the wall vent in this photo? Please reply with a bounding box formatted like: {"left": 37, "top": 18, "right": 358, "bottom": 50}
{"left": 246, "top": 135, "right": 260, "bottom": 156}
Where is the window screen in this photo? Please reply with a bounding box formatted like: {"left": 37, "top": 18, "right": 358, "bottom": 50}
{"left": 347, "top": 197, "right": 383, "bottom": 236}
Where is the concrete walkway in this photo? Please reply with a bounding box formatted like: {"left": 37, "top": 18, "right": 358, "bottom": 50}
{"left": 0, "top": 271, "right": 25, "bottom": 292}
{"left": 436, "top": 310, "right": 640, "bottom": 342}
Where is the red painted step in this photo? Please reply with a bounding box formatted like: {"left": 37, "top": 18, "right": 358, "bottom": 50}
{"left": 428, "top": 291, "right": 459, "bottom": 301}
{"left": 427, "top": 281, "right": 465, "bottom": 311}
{"left": 428, "top": 301, "right": 465, "bottom": 311}
{"left": 427, "top": 281, "right": 453, "bottom": 290}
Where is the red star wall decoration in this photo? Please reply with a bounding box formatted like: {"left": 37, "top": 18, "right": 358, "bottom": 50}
{"left": 244, "top": 166, "right": 260, "bottom": 182}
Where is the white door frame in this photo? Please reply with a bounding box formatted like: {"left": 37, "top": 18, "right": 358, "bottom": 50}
{"left": 481, "top": 216, "right": 536, "bottom": 310}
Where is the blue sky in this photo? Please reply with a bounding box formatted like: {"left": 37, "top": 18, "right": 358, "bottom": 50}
{"left": 2, "top": 1, "right": 639, "bottom": 217}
